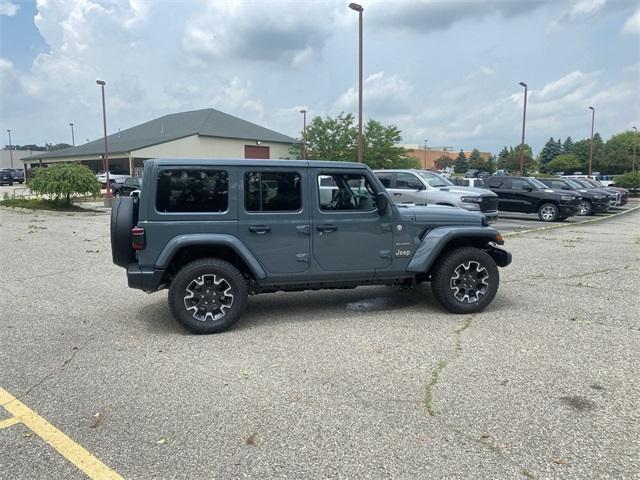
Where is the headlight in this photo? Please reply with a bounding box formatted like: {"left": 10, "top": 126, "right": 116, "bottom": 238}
{"left": 593, "top": 194, "right": 604, "bottom": 200}
{"left": 560, "top": 195, "right": 574, "bottom": 201}
{"left": 460, "top": 196, "right": 481, "bottom": 203}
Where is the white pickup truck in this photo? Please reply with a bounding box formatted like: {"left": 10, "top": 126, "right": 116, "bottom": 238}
{"left": 96, "top": 170, "right": 131, "bottom": 186}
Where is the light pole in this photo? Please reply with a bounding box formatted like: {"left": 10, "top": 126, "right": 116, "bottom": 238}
{"left": 518, "top": 82, "right": 528, "bottom": 176}
{"left": 299, "top": 109, "right": 307, "bottom": 160}
{"left": 6, "top": 129, "right": 13, "bottom": 168}
{"left": 423, "top": 139, "right": 428, "bottom": 168}
{"left": 633, "top": 126, "right": 637, "bottom": 173}
{"left": 588, "top": 106, "right": 595, "bottom": 176}
{"left": 69, "top": 123, "right": 75, "bottom": 146}
{"left": 349, "top": 2, "right": 363, "bottom": 163}
{"left": 96, "top": 80, "right": 110, "bottom": 195}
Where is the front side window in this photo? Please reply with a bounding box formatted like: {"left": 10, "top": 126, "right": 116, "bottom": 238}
{"left": 156, "top": 169, "right": 228, "bottom": 213}
{"left": 396, "top": 173, "right": 423, "bottom": 190}
{"left": 245, "top": 171, "right": 301, "bottom": 212}
{"left": 511, "top": 178, "right": 529, "bottom": 190}
{"left": 318, "top": 173, "right": 376, "bottom": 211}
{"left": 486, "top": 178, "right": 504, "bottom": 188}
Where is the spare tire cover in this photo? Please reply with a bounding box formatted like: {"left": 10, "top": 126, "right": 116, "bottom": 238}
{"left": 111, "top": 196, "right": 137, "bottom": 267}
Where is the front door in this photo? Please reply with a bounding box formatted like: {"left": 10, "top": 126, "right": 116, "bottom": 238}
{"left": 237, "top": 168, "right": 311, "bottom": 274}
{"left": 311, "top": 169, "right": 392, "bottom": 272}
{"left": 386, "top": 172, "right": 426, "bottom": 205}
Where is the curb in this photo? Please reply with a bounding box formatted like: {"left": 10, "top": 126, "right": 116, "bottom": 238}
{"left": 503, "top": 203, "right": 640, "bottom": 237}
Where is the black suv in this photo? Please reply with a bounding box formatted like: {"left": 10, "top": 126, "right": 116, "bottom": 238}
{"left": 112, "top": 177, "right": 141, "bottom": 197}
{"left": 0, "top": 170, "right": 13, "bottom": 186}
{"left": 485, "top": 176, "right": 581, "bottom": 222}
{"left": 537, "top": 177, "right": 609, "bottom": 216}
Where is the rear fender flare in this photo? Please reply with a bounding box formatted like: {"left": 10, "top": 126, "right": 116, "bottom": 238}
{"left": 156, "top": 234, "right": 267, "bottom": 279}
{"left": 406, "top": 226, "right": 502, "bottom": 273}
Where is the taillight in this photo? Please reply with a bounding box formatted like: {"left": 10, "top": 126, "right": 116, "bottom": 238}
{"left": 131, "top": 226, "right": 145, "bottom": 250}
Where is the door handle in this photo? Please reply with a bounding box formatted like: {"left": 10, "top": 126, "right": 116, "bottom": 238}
{"left": 249, "top": 225, "right": 272, "bottom": 234}
{"left": 296, "top": 225, "right": 310, "bottom": 235}
{"left": 393, "top": 192, "right": 402, "bottom": 196}
{"left": 317, "top": 224, "right": 337, "bottom": 233}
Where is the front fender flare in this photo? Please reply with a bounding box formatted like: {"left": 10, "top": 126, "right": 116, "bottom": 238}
{"left": 155, "top": 234, "right": 267, "bottom": 279}
{"left": 406, "top": 226, "right": 502, "bottom": 273}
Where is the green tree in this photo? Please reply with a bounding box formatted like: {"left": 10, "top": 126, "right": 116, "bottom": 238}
{"left": 454, "top": 150, "right": 469, "bottom": 173}
{"left": 434, "top": 155, "right": 450, "bottom": 170}
{"left": 289, "top": 112, "right": 416, "bottom": 168}
{"left": 562, "top": 136, "right": 574, "bottom": 154}
{"left": 496, "top": 147, "right": 510, "bottom": 170}
{"left": 29, "top": 163, "right": 101, "bottom": 205}
{"left": 467, "top": 148, "right": 485, "bottom": 170}
{"left": 539, "top": 137, "right": 562, "bottom": 172}
{"left": 48, "top": 143, "right": 72, "bottom": 151}
{"left": 485, "top": 154, "right": 497, "bottom": 173}
{"left": 497, "top": 144, "right": 534, "bottom": 174}
{"left": 613, "top": 171, "right": 640, "bottom": 190}
{"left": 547, "top": 154, "right": 581, "bottom": 173}
{"left": 600, "top": 130, "right": 640, "bottom": 174}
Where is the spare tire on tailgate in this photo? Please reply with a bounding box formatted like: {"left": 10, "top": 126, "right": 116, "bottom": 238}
{"left": 111, "top": 196, "right": 138, "bottom": 267}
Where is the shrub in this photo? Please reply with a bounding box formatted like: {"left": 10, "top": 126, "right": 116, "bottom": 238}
{"left": 613, "top": 171, "right": 640, "bottom": 190}
{"left": 29, "top": 163, "right": 101, "bottom": 205}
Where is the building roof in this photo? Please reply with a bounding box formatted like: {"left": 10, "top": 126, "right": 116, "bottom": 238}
{"left": 26, "top": 108, "right": 298, "bottom": 161}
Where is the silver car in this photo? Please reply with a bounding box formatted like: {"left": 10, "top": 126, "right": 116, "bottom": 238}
{"left": 373, "top": 169, "right": 499, "bottom": 222}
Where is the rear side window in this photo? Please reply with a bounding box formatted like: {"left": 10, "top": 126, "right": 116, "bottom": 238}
{"left": 156, "top": 169, "right": 228, "bottom": 213}
{"left": 486, "top": 178, "right": 504, "bottom": 188}
{"left": 245, "top": 171, "right": 301, "bottom": 212}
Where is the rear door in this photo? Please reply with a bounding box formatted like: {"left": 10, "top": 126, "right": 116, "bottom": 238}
{"left": 237, "top": 168, "right": 311, "bottom": 274}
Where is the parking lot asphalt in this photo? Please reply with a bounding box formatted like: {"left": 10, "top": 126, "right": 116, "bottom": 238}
{"left": 0, "top": 204, "right": 639, "bottom": 479}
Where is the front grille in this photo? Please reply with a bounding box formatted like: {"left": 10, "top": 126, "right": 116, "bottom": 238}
{"left": 479, "top": 195, "right": 498, "bottom": 213}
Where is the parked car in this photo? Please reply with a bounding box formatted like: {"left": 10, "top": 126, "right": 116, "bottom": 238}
{"left": 97, "top": 170, "right": 131, "bottom": 186}
{"left": 0, "top": 170, "right": 13, "bottom": 186}
{"left": 5, "top": 168, "right": 25, "bottom": 183}
{"left": 112, "top": 177, "right": 141, "bottom": 197}
{"left": 485, "top": 176, "right": 582, "bottom": 222}
{"left": 537, "top": 177, "right": 609, "bottom": 215}
{"left": 452, "top": 177, "right": 486, "bottom": 188}
{"left": 373, "top": 169, "right": 499, "bottom": 223}
{"left": 111, "top": 159, "right": 511, "bottom": 333}
{"left": 581, "top": 178, "right": 629, "bottom": 206}
{"left": 566, "top": 177, "right": 626, "bottom": 207}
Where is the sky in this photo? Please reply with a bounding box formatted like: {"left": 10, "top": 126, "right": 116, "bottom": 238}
{"left": 0, "top": 0, "right": 639, "bottom": 156}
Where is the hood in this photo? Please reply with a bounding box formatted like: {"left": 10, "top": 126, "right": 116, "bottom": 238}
{"left": 397, "top": 204, "right": 485, "bottom": 226}
{"left": 435, "top": 186, "right": 496, "bottom": 196}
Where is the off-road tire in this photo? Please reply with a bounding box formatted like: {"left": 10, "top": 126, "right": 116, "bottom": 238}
{"left": 168, "top": 258, "right": 248, "bottom": 334}
{"left": 110, "top": 196, "right": 138, "bottom": 267}
{"left": 538, "top": 203, "right": 559, "bottom": 222}
{"left": 430, "top": 247, "right": 499, "bottom": 314}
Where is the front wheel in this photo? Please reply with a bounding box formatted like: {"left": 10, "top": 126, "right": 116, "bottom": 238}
{"left": 538, "top": 203, "right": 559, "bottom": 222}
{"left": 577, "top": 200, "right": 592, "bottom": 216}
{"left": 168, "top": 258, "right": 248, "bottom": 334}
{"left": 430, "top": 247, "right": 499, "bottom": 314}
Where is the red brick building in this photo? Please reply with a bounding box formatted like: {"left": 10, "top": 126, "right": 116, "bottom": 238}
{"left": 402, "top": 145, "right": 491, "bottom": 170}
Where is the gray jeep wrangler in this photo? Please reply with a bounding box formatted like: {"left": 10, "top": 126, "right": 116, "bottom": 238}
{"left": 111, "top": 159, "right": 511, "bottom": 334}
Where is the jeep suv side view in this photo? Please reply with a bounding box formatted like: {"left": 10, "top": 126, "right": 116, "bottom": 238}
{"left": 373, "top": 169, "right": 499, "bottom": 223}
{"left": 485, "top": 176, "right": 581, "bottom": 222}
{"left": 111, "top": 159, "right": 511, "bottom": 334}
{"left": 537, "top": 177, "right": 609, "bottom": 216}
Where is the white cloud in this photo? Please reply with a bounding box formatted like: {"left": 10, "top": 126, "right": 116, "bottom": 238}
{"left": 334, "top": 71, "right": 414, "bottom": 117}
{"left": 622, "top": 8, "right": 640, "bottom": 35}
{"left": 0, "top": 0, "right": 18, "bottom": 16}
{"left": 548, "top": 0, "right": 608, "bottom": 30}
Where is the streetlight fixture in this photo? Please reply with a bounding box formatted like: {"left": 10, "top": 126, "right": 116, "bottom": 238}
{"left": 518, "top": 81, "right": 528, "bottom": 176}
{"left": 424, "top": 139, "right": 428, "bottom": 168}
{"left": 69, "top": 123, "right": 75, "bottom": 146}
{"left": 349, "top": 2, "right": 363, "bottom": 163}
{"left": 299, "top": 109, "right": 307, "bottom": 160}
{"left": 96, "top": 80, "right": 110, "bottom": 195}
{"left": 588, "top": 106, "right": 595, "bottom": 176}
{"left": 6, "top": 129, "right": 13, "bottom": 168}
{"left": 633, "top": 126, "right": 637, "bottom": 173}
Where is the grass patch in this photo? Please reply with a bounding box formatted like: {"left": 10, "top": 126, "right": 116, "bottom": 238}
{"left": 0, "top": 197, "right": 98, "bottom": 212}
{"left": 424, "top": 360, "right": 447, "bottom": 416}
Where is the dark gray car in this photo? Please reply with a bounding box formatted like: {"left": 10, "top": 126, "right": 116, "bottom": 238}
{"left": 111, "top": 159, "right": 511, "bottom": 333}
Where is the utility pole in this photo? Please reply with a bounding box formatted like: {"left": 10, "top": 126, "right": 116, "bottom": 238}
{"left": 588, "top": 106, "right": 595, "bottom": 176}
{"left": 6, "top": 129, "right": 13, "bottom": 168}
{"left": 96, "top": 80, "right": 110, "bottom": 195}
{"left": 518, "top": 82, "right": 528, "bottom": 176}
{"left": 349, "top": 3, "right": 364, "bottom": 163}
{"left": 299, "top": 109, "right": 307, "bottom": 160}
{"left": 69, "top": 123, "right": 75, "bottom": 146}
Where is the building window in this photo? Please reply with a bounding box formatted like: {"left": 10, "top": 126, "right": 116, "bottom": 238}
{"left": 245, "top": 171, "right": 301, "bottom": 212}
{"left": 156, "top": 169, "right": 228, "bottom": 213}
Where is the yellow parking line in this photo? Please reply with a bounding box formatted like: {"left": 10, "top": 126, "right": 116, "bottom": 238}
{"left": 0, "top": 387, "right": 123, "bottom": 480}
{"left": 0, "top": 416, "right": 21, "bottom": 429}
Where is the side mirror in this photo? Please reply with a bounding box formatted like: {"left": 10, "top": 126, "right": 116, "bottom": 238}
{"left": 523, "top": 185, "right": 533, "bottom": 191}
{"left": 375, "top": 192, "right": 389, "bottom": 216}
{"left": 561, "top": 185, "right": 571, "bottom": 190}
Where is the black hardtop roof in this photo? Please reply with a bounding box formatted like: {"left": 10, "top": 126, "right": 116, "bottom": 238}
{"left": 150, "top": 158, "right": 368, "bottom": 169}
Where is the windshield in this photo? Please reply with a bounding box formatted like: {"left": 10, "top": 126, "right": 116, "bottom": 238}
{"left": 584, "top": 179, "right": 602, "bottom": 187}
{"left": 573, "top": 179, "right": 592, "bottom": 188}
{"left": 528, "top": 178, "right": 549, "bottom": 189}
{"left": 415, "top": 170, "right": 453, "bottom": 187}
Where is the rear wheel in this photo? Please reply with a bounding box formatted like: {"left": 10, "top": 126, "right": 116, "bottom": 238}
{"left": 168, "top": 258, "right": 248, "bottom": 334}
{"left": 538, "top": 203, "right": 559, "bottom": 222}
{"left": 430, "top": 247, "right": 499, "bottom": 314}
